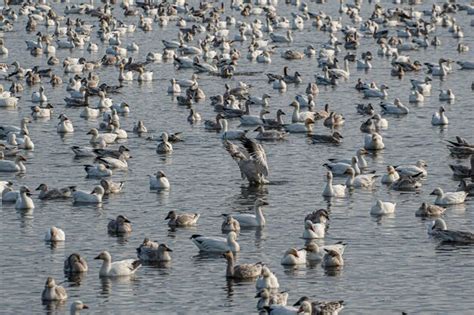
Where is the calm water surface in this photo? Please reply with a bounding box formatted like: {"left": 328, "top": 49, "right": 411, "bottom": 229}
{"left": 1, "top": 0, "right": 473, "bottom": 314}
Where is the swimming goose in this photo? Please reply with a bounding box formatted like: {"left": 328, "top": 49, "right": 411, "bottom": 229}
{"left": 380, "top": 98, "right": 409, "bottom": 115}
{"left": 45, "top": 226, "right": 65, "bottom": 242}
{"left": 165, "top": 211, "right": 200, "bottom": 227}
{"left": 57, "top": 114, "right": 74, "bottom": 133}
{"left": 0, "top": 155, "right": 27, "bottom": 172}
{"left": 456, "top": 61, "right": 474, "bottom": 70}
{"left": 289, "top": 101, "right": 315, "bottom": 123}
{"left": 266, "top": 300, "right": 313, "bottom": 314}
{"left": 64, "top": 253, "right": 88, "bottom": 273}
{"left": 304, "top": 209, "right": 330, "bottom": 225}
{"left": 395, "top": 160, "right": 428, "bottom": 177}
{"left": 255, "top": 289, "right": 289, "bottom": 310}
{"left": 449, "top": 156, "right": 473, "bottom": 178}
{"left": 370, "top": 200, "right": 396, "bottom": 215}
{"left": 303, "top": 220, "right": 326, "bottom": 239}
{"left": 225, "top": 199, "right": 268, "bottom": 227}
{"left": 457, "top": 179, "right": 474, "bottom": 195}
{"left": 84, "top": 164, "right": 112, "bottom": 178}
{"left": 31, "top": 103, "right": 54, "bottom": 119}
{"left": 270, "top": 30, "right": 293, "bottom": 43}
{"left": 191, "top": 231, "right": 240, "bottom": 253}
{"left": 95, "top": 251, "right": 141, "bottom": 277}
{"left": 223, "top": 251, "right": 262, "bottom": 279}
{"left": 410, "top": 77, "right": 432, "bottom": 96}
{"left": 70, "top": 301, "right": 89, "bottom": 314}
{"left": 239, "top": 109, "right": 269, "bottom": 126}
{"left": 328, "top": 149, "right": 368, "bottom": 168}
{"left": 312, "top": 131, "right": 344, "bottom": 145}
{"left": 363, "top": 84, "right": 389, "bottom": 99}
{"left": 429, "top": 218, "right": 474, "bottom": 244}
{"left": 221, "top": 215, "right": 241, "bottom": 232}
{"left": 136, "top": 239, "right": 172, "bottom": 262}
{"left": 31, "top": 85, "right": 47, "bottom": 103}
{"left": 364, "top": 132, "right": 385, "bottom": 150}
{"left": 345, "top": 167, "right": 378, "bottom": 188}
{"left": 41, "top": 277, "right": 67, "bottom": 301}
{"left": 255, "top": 126, "right": 287, "bottom": 141}
{"left": 15, "top": 186, "right": 34, "bottom": 210}
{"left": 156, "top": 132, "right": 173, "bottom": 153}
{"left": 430, "top": 188, "right": 468, "bottom": 205}
{"left": 381, "top": 166, "right": 400, "bottom": 184}
{"left": 305, "top": 241, "right": 347, "bottom": 262}
{"left": 281, "top": 248, "right": 307, "bottom": 265}
{"left": 167, "top": 79, "right": 181, "bottom": 94}
{"left": 322, "top": 248, "right": 344, "bottom": 268}
{"left": 409, "top": 88, "right": 424, "bottom": 103}
{"left": 36, "top": 184, "right": 74, "bottom": 200}
{"left": 256, "top": 265, "right": 280, "bottom": 290}
{"left": 324, "top": 156, "right": 359, "bottom": 175}
{"left": 96, "top": 154, "right": 128, "bottom": 170}
{"left": 248, "top": 94, "right": 271, "bottom": 107}
{"left": 322, "top": 171, "right": 346, "bottom": 197}
{"left": 293, "top": 297, "right": 344, "bottom": 315}
{"left": 99, "top": 179, "right": 124, "bottom": 195}
{"left": 431, "top": 106, "right": 449, "bottom": 125}
{"left": 148, "top": 171, "right": 170, "bottom": 190}
{"left": 223, "top": 137, "right": 269, "bottom": 185}
{"left": 446, "top": 136, "right": 474, "bottom": 155}
{"left": 439, "top": 89, "right": 455, "bottom": 101}
{"left": 416, "top": 203, "right": 446, "bottom": 217}
{"left": 284, "top": 118, "right": 314, "bottom": 133}
{"left": 390, "top": 173, "right": 423, "bottom": 191}
{"left": 1, "top": 182, "right": 17, "bottom": 202}
{"left": 108, "top": 215, "right": 132, "bottom": 234}
{"left": 72, "top": 186, "right": 104, "bottom": 204}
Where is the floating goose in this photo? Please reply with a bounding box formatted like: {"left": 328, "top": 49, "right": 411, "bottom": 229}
{"left": 322, "top": 248, "right": 344, "bottom": 268}
{"left": 431, "top": 106, "right": 449, "bottom": 125}
{"left": 415, "top": 203, "right": 446, "bottom": 217}
{"left": 224, "top": 199, "right": 268, "bottom": 227}
{"left": 345, "top": 167, "right": 378, "bottom": 188}
{"left": 72, "top": 186, "right": 104, "bottom": 204}
{"left": 0, "top": 155, "right": 26, "bottom": 172}
{"left": 255, "top": 288, "right": 289, "bottom": 310}
{"left": 312, "top": 131, "right": 344, "bottom": 145}
{"left": 191, "top": 231, "right": 240, "bottom": 253}
{"left": 15, "top": 186, "right": 34, "bottom": 210}
{"left": 45, "top": 226, "right": 65, "bottom": 242}
{"left": 136, "top": 239, "right": 172, "bottom": 262}
{"left": 390, "top": 173, "right": 423, "bottom": 191}
{"left": 256, "top": 265, "right": 280, "bottom": 290}
{"left": 95, "top": 251, "right": 141, "bottom": 277}
{"left": 41, "top": 277, "right": 67, "bottom": 301}
{"left": 64, "top": 253, "right": 88, "bottom": 273}
{"left": 70, "top": 301, "right": 89, "bottom": 314}
{"left": 255, "top": 126, "right": 287, "bottom": 141}
{"left": 87, "top": 128, "right": 117, "bottom": 144}
{"left": 364, "top": 132, "right": 385, "bottom": 150}
{"left": 148, "top": 171, "right": 170, "bottom": 190}
{"left": 108, "top": 215, "right": 132, "bottom": 234}
{"left": 324, "top": 156, "right": 360, "bottom": 175}
{"left": 280, "top": 248, "right": 307, "bottom": 265}
{"left": 370, "top": 200, "right": 396, "bottom": 215}
{"left": 380, "top": 98, "right": 409, "bottom": 115}
{"left": 221, "top": 215, "right": 241, "bottom": 232}
{"left": 36, "top": 183, "right": 74, "bottom": 199}
{"left": 430, "top": 188, "right": 468, "bottom": 205}
{"left": 328, "top": 149, "right": 368, "bottom": 168}
{"left": 439, "top": 89, "right": 455, "bottom": 101}
{"left": 429, "top": 218, "right": 474, "bottom": 244}
{"left": 293, "top": 297, "right": 345, "bottom": 315}
{"left": 100, "top": 179, "right": 125, "bottom": 194}
{"left": 395, "top": 160, "right": 428, "bottom": 177}
{"left": 322, "top": 171, "right": 346, "bottom": 197}
{"left": 305, "top": 241, "right": 347, "bottom": 262}
{"left": 156, "top": 132, "right": 173, "bottom": 153}
{"left": 303, "top": 220, "right": 326, "bottom": 239}
{"left": 223, "top": 251, "right": 262, "bottom": 279}
{"left": 84, "top": 164, "right": 112, "bottom": 178}
{"left": 165, "top": 211, "right": 200, "bottom": 227}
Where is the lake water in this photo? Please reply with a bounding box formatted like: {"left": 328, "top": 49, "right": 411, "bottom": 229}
{"left": 1, "top": 0, "right": 473, "bottom": 314}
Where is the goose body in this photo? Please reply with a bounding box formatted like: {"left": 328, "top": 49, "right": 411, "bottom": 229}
{"left": 72, "top": 186, "right": 104, "bottom": 204}
{"left": 303, "top": 220, "right": 326, "bottom": 239}
{"left": 430, "top": 188, "right": 467, "bottom": 205}
{"left": 429, "top": 218, "right": 474, "bottom": 243}
{"left": 41, "top": 277, "right": 67, "bottom": 301}
{"left": 15, "top": 186, "right": 34, "bottom": 210}
{"left": 280, "top": 248, "right": 307, "bottom": 265}
{"left": 136, "top": 239, "right": 172, "bottom": 262}
{"left": 370, "top": 200, "right": 396, "bottom": 215}
{"left": 224, "top": 251, "right": 262, "bottom": 279}
{"left": 322, "top": 171, "right": 346, "bottom": 197}
{"left": 165, "top": 211, "right": 199, "bottom": 227}
{"left": 45, "top": 226, "right": 65, "bottom": 242}
{"left": 95, "top": 251, "right": 141, "bottom": 277}
{"left": 191, "top": 232, "right": 240, "bottom": 253}
{"left": 227, "top": 199, "right": 268, "bottom": 227}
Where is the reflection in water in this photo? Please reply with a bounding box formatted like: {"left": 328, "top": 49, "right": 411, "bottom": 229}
{"left": 16, "top": 209, "right": 33, "bottom": 229}
{"left": 45, "top": 240, "right": 65, "bottom": 250}
{"left": 324, "top": 266, "right": 343, "bottom": 277}
{"left": 99, "top": 276, "right": 135, "bottom": 297}
{"left": 42, "top": 300, "right": 66, "bottom": 314}
{"left": 65, "top": 272, "right": 86, "bottom": 286}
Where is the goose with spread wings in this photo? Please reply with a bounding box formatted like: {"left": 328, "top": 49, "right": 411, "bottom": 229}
{"left": 223, "top": 136, "right": 269, "bottom": 185}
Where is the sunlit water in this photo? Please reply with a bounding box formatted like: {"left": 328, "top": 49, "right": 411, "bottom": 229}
{"left": 1, "top": 0, "right": 473, "bottom": 314}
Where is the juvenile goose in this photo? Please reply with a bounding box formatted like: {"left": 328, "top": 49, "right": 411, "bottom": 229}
{"left": 191, "top": 231, "right": 240, "bottom": 253}
{"left": 165, "top": 210, "right": 200, "bottom": 227}
{"left": 255, "top": 126, "right": 287, "bottom": 141}
{"left": 16, "top": 185, "right": 34, "bottom": 210}
{"left": 280, "top": 248, "right": 307, "bottom": 265}
{"left": 221, "top": 215, "right": 241, "bottom": 232}
{"left": 322, "top": 248, "right": 344, "bottom": 268}
{"left": 45, "top": 226, "right": 65, "bottom": 242}
{"left": 36, "top": 183, "right": 74, "bottom": 199}
{"left": 303, "top": 220, "right": 326, "bottom": 239}
{"left": 255, "top": 288, "right": 289, "bottom": 310}
{"left": 416, "top": 203, "right": 446, "bottom": 217}
{"left": 429, "top": 218, "right": 474, "bottom": 244}
{"left": 72, "top": 186, "right": 105, "bottom": 204}
{"left": 390, "top": 173, "right": 423, "bottom": 191}
{"left": 322, "top": 171, "right": 346, "bottom": 197}
{"left": 100, "top": 179, "right": 125, "bottom": 194}
{"left": 41, "top": 277, "right": 67, "bottom": 301}
{"left": 64, "top": 253, "right": 88, "bottom": 273}
{"left": 430, "top": 188, "right": 468, "bottom": 205}
{"left": 293, "top": 297, "right": 345, "bottom": 315}
{"left": 148, "top": 171, "right": 170, "bottom": 190}
{"left": 370, "top": 200, "right": 396, "bottom": 215}
{"left": 108, "top": 215, "right": 132, "bottom": 234}
{"left": 312, "top": 131, "right": 344, "bottom": 145}
{"left": 136, "top": 239, "right": 173, "bottom": 262}
{"left": 223, "top": 251, "right": 262, "bottom": 279}
{"left": 95, "top": 251, "right": 141, "bottom": 277}
{"left": 224, "top": 199, "right": 268, "bottom": 227}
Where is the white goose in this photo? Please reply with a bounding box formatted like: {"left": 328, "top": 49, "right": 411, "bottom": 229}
{"left": 72, "top": 186, "right": 105, "bottom": 204}
{"left": 395, "top": 160, "right": 428, "bottom": 177}
{"left": 370, "top": 200, "right": 396, "bottom": 215}
{"left": 364, "top": 132, "right": 385, "bottom": 150}
{"left": 345, "top": 167, "right": 378, "bottom": 188}
{"left": 322, "top": 171, "right": 346, "bottom": 197}
{"left": 439, "top": 89, "right": 455, "bottom": 101}
{"left": 225, "top": 199, "right": 268, "bottom": 227}
{"left": 431, "top": 106, "right": 449, "bottom": 125}
{"left": 94, "top": 251, "right": 141, "bottom": 277}
{"left": 31, "top": 86, "right": 47, "bottom": 103}
{"left": 87, "top": 128, "right": 117, "bottom": 144}
{"left": 256, "top": 266, "right": 280, "bottom": 290}
{"left": 0, "top": 155, "right": 27, "bottom": 172}
{"left": 45, "top": 226, "right": 66, "bottom": 242}
{"left": 149, "top": 171, "right": 170, "bottom": 190}
{"left": 57, "top": 114, "right": 74, "bottom": 133}
{"left": 15, "top": 185, "right": 34, "bottom": 210}
{"left": 380, "top": 98, "right": 409, "bottom": 115}
{"left": 381, "top": 166, "right": 400, "bottom": 184}
{"left": 302, "top": 220, "right": 326, "bottom": 239}
{"left": 220, "top": 119, "right": 247, "bottom": 140}
{"left": 280, "top": 248, "right": 307, "bottom": 265}
{"left": 324, "top": 156, "right": 360, "bottom": 175}
{"left": 191, "top": 231, "right": 240, "bottom": 253}
{"left": 430, "top": 188, "right": 468, "bottom": 205}
{"left": 305, "top": 241, "right": 347, "bottom": 262}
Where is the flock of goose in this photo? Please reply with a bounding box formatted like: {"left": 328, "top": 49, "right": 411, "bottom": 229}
{"left": 0, "top": 0, "right": 473, "bottom": 313}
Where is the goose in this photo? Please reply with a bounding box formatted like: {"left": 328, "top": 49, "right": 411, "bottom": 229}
{"left": 1, "top": 182, "right": 18, "bottom": 202}
{"left": 395, "top": 160, "right": 428, "bottom": 177}
{"left": 133, "top": 121, "right": 147, "bottom": 134}
{"left": 323, "top": 112, "right": 345, "bottom": 128}
{"left": 108, "top": 215, "right": 132, "bottom": 234}
{"left": 449, "top": 156, "right": 473, "bottom": 178}
{"left": 328, "top": 58, "right": 350, "bottom": 79}
{"left": 70, "top": 141, "right": 106, "bottom": 158}
{"left": 324, "top": 156, "right": 360, "bottom": 175}
{"left": 429, "top": 218, "right": 474, "bottom": 244}
{"left": 137, "top": 68, "right": 153, "bottom": 82}
{"left": 70, "top": 301, "right": 89, "bottom": 314}
{"left": 36, "top": 184, "right": 74, "bottom": 200}
{"left": 57, "top": 114, "right": 75, "bottom": 133}
{"left": 64, "top": 253, "right": 88, "bottom": 273}
{"left": 280, "top": 248, "right": 307, "bottom": 265}
{"left": 0, "top": 155, "right": 27, "bottom": 172}
{"left": 364, "top": 132, "right": 385, "bottom": 150}
{"left": 430, "top": 188, "right": 468, "bottom": 205}
{"left": 427, "top": 58, "right": 450, "bottom": 76}
{"left": 156, "top": 132, "right": 173, "bottom": 154}
{"left": 284, "top": 118, "right": 314, "bottom": 133}
{"left": 415, "top": 203, "right": 446, "bottom": 217}
{"left": 148, "top": 171, "right": 170, "bottom": 190}
{"left": 168, "top": 79, "right": 181, "bottom": 94}
{"left": 15, "top": 186, "right": 34, "bottom": 210}
{"left": 80, "top": 105, "right": 100, "bottom": 119}
{"left": 410, "top": 77, "right": 432, "bottom": 95}
{"left": 255, "top": 289, "right": 289, "bottom": 310}
{"left": 457, "top": 179, "right": 474, "bottom": 195}
{"left": 221, "top": 215, "right": 241, "bottom": 232}
{"left": 256, "top": 266, "right": 280, "bottom": 290}
{"left": 223, "top": 251, "right": 262, "bottom": 279}
{"left": 380, "top": 98, "right": 409, "bottom": 115}
{"left": 431, "top": 106, "right": 449, "bottom": 125}
{"left": 100, "top": 179, "right": 124, "bottom": 195}
{"left": 146, "top": 52, "right": 163, "bottom": 62}
{"left": 225, "top": 199, "right": 268, "bottom": 227}
{"left": 84, "top": 164, "right": 112, "bottom": 178}
{"left": 94, "top": 251, "right": 141, "bottom": 277}
{"left": 390, "top": 173, "right": 423, "bottom": 191}
{"left": 266, "top": 300, "right": 313, "bottom": 314}
{"left": 223, "top": 137, "right": 269, "bottom": 185}
{"left": 72, "top": 186, "right": 105, "bottom": 204}
{"left": 312, "top": 131, "right": 344, "bottom": 145}
{"left": 322, "top": 249, "right": 344, "bottom": 268}
{"left": 328, "top": 149, "right": 368, "bottom": 168}
{"left": 240, "top": 109, "right": 269, "bottom": 126}
{"left": 255, "top": 126, "right": 287, "bottom": 141}
{"left": 45, "top": 226, "right": 65, "bottom": 242}
{"left": 187, "top": 108, "right": 201, "bottom": 123}
{"left": 289, "top": 101, "right": 315, "bottom": 123}
{"left": 370, "top": 200, "right": 396, "bottom": 215}
{"left": 345, "top": 167, "right": 378, "bottom": 188}
{"left": 322, "top": 171, "right": 346, "bottom": 197}
{"left": 41, "top": 277, "right": 67, "bottom": 301}
{"left": 363, "top": 84, "right": 389, "bottom": 99}
{"left": 381, "top": 166, "right": 400, "bottom": 184}
{"left": 293, "top": 297, "right": 344, "bottom": 315}
{"left": 269, "top": 30, "right": 293, "bottom": 43}
{"left": 247, "top": 94, "right": 271, "bottom": 107}
{"left": 305, "top": 241, "right": 347, "bottom": 262}
{"left": 356, "top": 55, "right": 372, "bottom": 69}
{"left": 136, "top": 239, "right": 172, "bottom": 262}
{"left": 87, "top": 128, "right": 117, "bottom": 144}
{"left": 439, "top": 89, "right": 455, "bottom": 101}
{"left": 191, "top": 231, "right": 240, "bottom": 253}
{"left": 96, "top": 155, "right": 128, "bottom": 170}
{"left": 118, "top": 64, "right": 133, "bottom": 81}
{"left": 31, "top": 103, "right": 54, "bottom": 118}
{"left": 273, "top": 78, "right": 287, "bottom": 91}
{"left": 303, "top": 220, "right": 326, "bottom": 239}
{"left": 31, "top": 86, "right": 47, "bottom": 103}
{"left": 165, "top": 211, "right": 200, "bottom": 227}
{"left": 408, "top": 88, "right": 424, "bottom": 103}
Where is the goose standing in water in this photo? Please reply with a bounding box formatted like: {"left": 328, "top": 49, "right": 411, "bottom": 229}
{"left": 108, "top": 215, "right": 132, "bottom": 234}
{"left": 94, "top": 251, "right": 141, "bottom": 277}
{"left": 165, "top": 211, "right": 200, "bottom": 227}
{"left": 156, "top": 132, "right": 173, "bottom": 153}
{"left": 64, "top": 253, "right": 88, "bottom": 273}
{"left": 41, "top": 277, "right": 67, "bottom": 301}
{"left": 136, "top": 239, "right": 173, "bottom": 262}
{"left": 15, "top": 186, "right": 34, "bottom": 210}
{"left": 191, "top": 231, "right": 240, "bottom": 253}
{"left": 322, "top": 171, "right": 346, "bottom": 197}
{"left": 45, "top": 226, "right": 65, "bottom": 242}
{"left": 223, "top": 251, "right": 262, "bottom": 279}
{"left": 148, "top": 171, "right": 170, "bottom": 190}
{"left": 224, "top": 199, "right": 268, "bottom": 227}
{"left": 223, "top": 137, "right": 269, "bottom": 185}
{"left": 429, "top": 218, "right": 474, "bottom": 244}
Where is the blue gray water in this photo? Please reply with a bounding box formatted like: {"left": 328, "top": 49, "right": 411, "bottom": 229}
{"left": 1, "top": 0, "right": 473, "bottom": 314}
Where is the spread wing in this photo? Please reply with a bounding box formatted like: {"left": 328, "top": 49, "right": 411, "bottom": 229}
{"left": 240, "top": 136, "right": 269, "bottom": 177}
